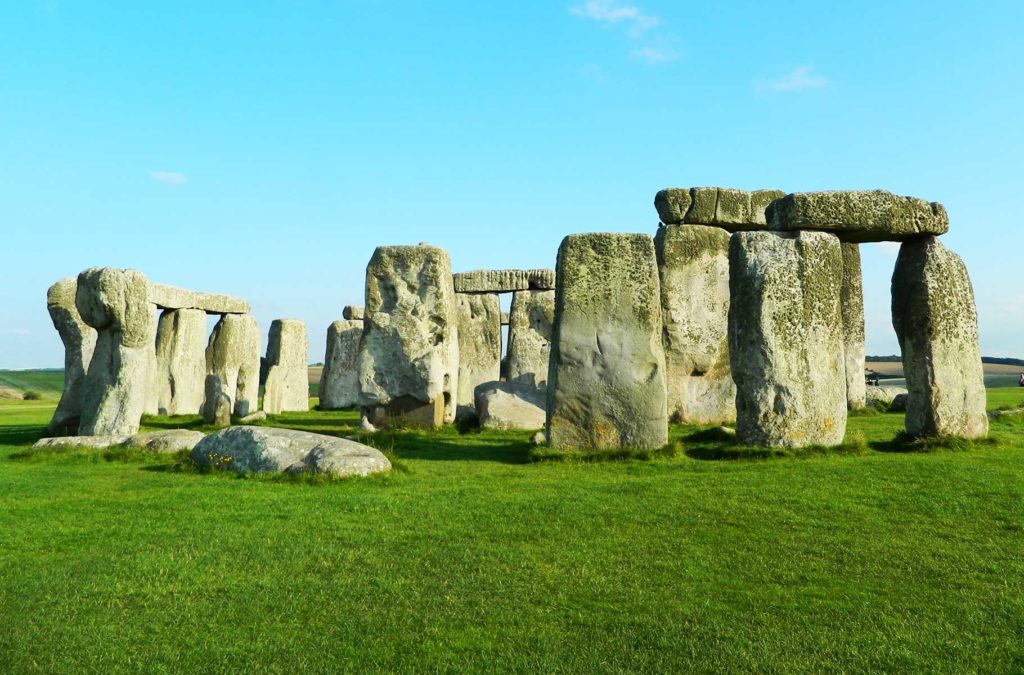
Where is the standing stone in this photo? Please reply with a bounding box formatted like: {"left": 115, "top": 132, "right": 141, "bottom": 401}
{"left": 506, "top": 289, "right": 555, "bottom": 392}
{"left": 154, "top": 308, "right": 207, "bottom": 416}
{"left": 546, "top": 233, "right": 668, "bottom": 450}
{"left": 142, "top": 307, "right": 160, "bottom": 416}
{"left": 891, "top": 237, "right": 987, "bottom": 439}
{"left": 76, "top": 267, "right": 153, "bottom": 436}
{"left": 262, "top": 319, "right": 309, "bottom": 414}
{"left": 203, "top": 374, "right": 232, "bottom": 427}
{"left": 728, "top": 231, "right": 847, "bottom": 447}
{"left": 455, "top": 293, "right": 501, "bottom": 413}
{"left": 319, "top": 320, "right": 362, "bottom": 409}
{"left": 357, "top": 244, "right": 459, "bottom": 428}
{"left": 841, "top": 243, "right": 867, "bottom": 410}
{"left": 206, "top": 314, "right": 261, "bottom": 417}
{"left": 45, "top": 277, "right": 98, "bottom": 435}
{"left": 654, "top": 224, "right": 735, "bottom": 424}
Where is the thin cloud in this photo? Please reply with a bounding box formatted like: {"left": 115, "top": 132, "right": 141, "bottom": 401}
{"left": 150, "top": 171, "right": 187, "bottom": 186}
{"left": 631, "top": 46, "right": 676, "bottom": 65}
{"left": 757, "top": 66, "right": 828, "bottom": 93}
{"left": 569, "top": 1, "right": 659, "bottom": 36}
{"left": 874, "top": 241, "right": 901, "bottom": 257}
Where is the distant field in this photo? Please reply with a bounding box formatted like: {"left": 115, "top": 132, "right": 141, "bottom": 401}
{"left": 0, "top": 370, "right": 64, "bottom": 398}
{"left": 868, "top": 361, "right": 1023, "bottom": 388}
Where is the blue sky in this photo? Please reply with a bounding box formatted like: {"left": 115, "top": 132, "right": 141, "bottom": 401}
{"left": 1, "top": 1, "right": 1021, "bottom": 367}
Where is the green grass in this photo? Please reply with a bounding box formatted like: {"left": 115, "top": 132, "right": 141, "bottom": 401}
{"left": 1, "top": 394, "right": 1022, "bottom": 672}
{"left": 0, "top": 368, "right": 64, "bottom": 396}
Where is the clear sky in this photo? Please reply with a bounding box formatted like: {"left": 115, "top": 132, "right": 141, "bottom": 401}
{"left": 2, "top": 1, "right": 1021, "bottom": 368}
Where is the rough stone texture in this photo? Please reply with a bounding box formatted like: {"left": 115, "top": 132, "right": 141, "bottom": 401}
{"left": 154, "top": 308, "right": 207, "bottom": 416}
{"left": 147, "top": 283, "right": 250, "bottom": 314}
{"left": 655, "top": 187, "right": 785, "bottom": 229}
{"left": 262, "top": 319, "right": 309, "bottom": 414}
{"left": 46, "top": 277, "right": 98, "bottom": 435}
{"left": 342, "top": 305, "right": 364, "bottom": 320}
{"left": 205, "top": 314, "right": 261, "bottom": 417}
{"left": 142, "top": 307, "right": 161, "bottom": 416}
{"left": 654, "top": 224, "right": 735, "bottom": 424}
{"left": 475, "top": 381, "right": 546, "bottom": 430}
{"left": 865, "top": 385, "right": 908, "bottom": 409}
{"left": 130, "top": 429, "right": 206, "bottom": 453}
{"left": 357, "top": 244, "right": 459, "bottom": 427}
{"left": 31, "top": 435, "right": 130, "bottom": 450}
{"left": 841, "top": 244, "right": 867, "bottom": 410}
{"left": 239, "top": 410, "right": 267, "bottom": 424}
{"left": 202, "top": 374, "right": 231, "bottom": 426}
{"left": 455, "top": 293, "right": 501, "bottom": 411}
{"left": 500, "top": 311, "right": 510, "bottom": 326}
{"left": 767, "top": 190, "right": 949, "bottom": 243}
{"left": 506, "top": 290, "right": 555, "bottom": 393}
{"left": 76, "top": 267, "right": 153, "bottom": 436}
{"left": 890, "top": 393, "right": 909, "bottom": 413}
{"left": 191, "top": 426, "right": 391, "bottom": 477}
{"left": 319, "top": 320, "right": 362, "bottom": 409}
{"left": 728, "top": 231, "right": 847, "bottom": 447}
{"left": 546, "top": 233, "right": 668, "bottom": 450}
{"left": 892, "top": 237, "right": 987, "bottom": 438}
{"left": 453, "top": 269, "right": 555, "bottom": 293}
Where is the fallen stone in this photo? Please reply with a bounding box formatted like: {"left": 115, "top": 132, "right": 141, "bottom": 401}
{"left": 890, "top": 393, "right": 909, "bottom": 413}
{"left": 263, "top": 319, "right": 309, "bottom": 414}
{"left": 154, "top": 308, "right": 207, "bottom": 416}
{"left": 654, "top": 224, "right": 735, "bottom": 425}
{"left": 767, "top": 190, "right": 949, "bottom": 243}
{"left": 475, "top": 381, "right": 546, "bottom": 430}
{"left": 147, "top": 283, "right": 250, "bottom": 314}
{"left": 342, "top": 305, "right": 364, "bottom": 320}
{"left": 892, "top": 237, "right": 987, "bottom": 438}
{"left": 547, "top": 233, "right": 669, "bottom": 450}
{"left": 655, "top": 187, "right": 785, "bottom": 229}
{"left": 363, "top": 395, "right": 444, "bottom": 429}
{"left": 206, "top": 313, "right": 261, "bottom": 417}
{"left": 319, "top": 320, "right": 362, "bottom": 410}
{"left": 45, "top": 277, "right": 97, "bottom": 435}
{"left": 729, "top": 230, "right": 847, "bottom": 447}
{"left": 865, "top": 385, "right": 908, "bottom": 409}
{"left": 239, "top": 410, "right": 267, "bottom": 424}
{"left": 31, "top": 435, "right": 130, "bottom": 450}
{"left": 453, "top": 269, "right": 555, "bottom": 293}
{"left": 129, "top": 429, "right": 206, "bottom": 454}
{"left": 455, "top": 294, "right": 502, "bottom": 412}
{"left": 359, "top": 415, "right": 377, "bottom": 433}
{"left": 841, "top": 243, "right": 867, "bottom": 410}
{"left": 506, "top": 289, "right": 555, "bottom": 394}
{"left": 190, "top": 426, "right": 390, "bottom": 477}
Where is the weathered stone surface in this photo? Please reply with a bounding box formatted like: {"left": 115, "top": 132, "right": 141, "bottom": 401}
{"left": 76, "top": 268, "right": 153, "bottom": 436}
{"left": 453, "top": 269, "right": 555, "bottom": 293}
{"left": 142, "top": 307, "right": 160, "bottom": 416}
{"left": 654, "top": 224, "right": 735, "bottom": 424}
{"left": 357, "top": 244, "right": 459, "bottom": 426}
{"left": 206, "top": 314, "right": 261, "bottom": 417}
{"left": 455, "top": 293, "right": 501, "bottom": 411}
{"left": 239, "top": 410, "right": 267, "bottom": 424}
{"left": 147, "top": 283, "right": 250, "bottom": 314}
{"left": 767, "top": 190, "right": 949, "bottom": 243}
{"left": 262, "top": 319, "right": 309, "bottom": 414}
{"left": 890, "top": 393, "right": 908, "bottom": 413}
{"left": 129, "top": 429, "right": 206, "bottom": 454}
{"left": 342, "top": 305, "right": 364, "bottom": 320}
{"left": 475, "top": 381, "right": 546, "bottom": 430}
{"left": 841, "top": 243, "right": 867, "bottom": 410}
{"left": 154, "top": 308, "right": 207, "bottom": 415}
{"left": 892, "top": 237, "right": 987, "bottom": 438}
{"left": 203, "top": 375, "right": 232, "bottom": 427}
{"left": 319, "top": 320, "right": 362, "bottom": 409}
{"left": 865, "top": 385, "right": 908, "bottom": 409}
{"left": 363, "top": 396, "right": 444, "bottom": 429}
{"left": 655, "top": 187, "right": 785, "bottom": 229}
{"left": 546, "top": 233, "right": 668, "bottom": 450}
{"left": 500, "top": 311, "right": 510, "bottom": 326}
{"left": 191, "top": 426, "right": 390, "bottom": 477}
{"left": 46, "top": 277, "right": 97, "bottom": 435}
{"left": 729, "top": 231, "right": 847, "bottom": 447}
{"left": 507, "top": 290, "right": 555, "bottom": 393}
{"left": 31, "top": 435, "right": 130, "bottom": 450}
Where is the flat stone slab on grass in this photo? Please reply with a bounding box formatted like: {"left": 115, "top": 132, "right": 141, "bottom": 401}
{"left": 32, "top": 429, "right": 206, "bottom": 453}
{"left": 191, "top": 426, "right": 391, "bottom": 477}
{"left": 475, "top": 381, "right": 546, "bottom": 431}
{"left": 767, "top": 190, "right": 949, "bottom": 242}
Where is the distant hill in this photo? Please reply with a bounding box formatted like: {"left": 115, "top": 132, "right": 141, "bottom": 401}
{"left": 867, "top": 355, "right": 1024, "bottom": 367}
{"left": 0, "top": 369, "right": 65, "bottom": 399}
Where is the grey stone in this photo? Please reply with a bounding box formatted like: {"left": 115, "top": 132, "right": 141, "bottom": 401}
{"left": 357, "top": 244, "right": 459, "bottom": 427}
{"left": 531, "top": 431, "right": 546, "bottom": 446}
{"left": 841, "top": 243, "right": 867, "bottom": 410}
{"left": 31, "top": 435, "right": 130, "bottom": 450}
{"left": 203, "top": 375, "right": 232, "bottom": 427}
{"left": 767, "top": 190, "right": 949, "bottom": 243}
{"left": 506, "top": 290, "right": 555, "bottom": 394}
{"left": 190, "top": 426, "right": 390, "bottom": 477}
{"left": 546, "top": 233, "right": 668, "bottom": 450}
{"left": 205, "top": 313, "right": 261, "bottom": 417}
{"left": 129, "top": 429, "right": 206, "bottom": 454}
{"left": 890, "top": 393, "right": 908, "bottom": 413}
{"left": 500, "top": 311, "right": 510, "bottom": 326}
{"left": 262, "top": 319, "right": 309, "bottom": 414}
{"left": 455, "top": 294, "right": 501, "bottom": 411}
{"left": 475, "top": 381, "right": 546, "bottom": 430}
{"left": 154, "top": 308, "right": 207, "bottom": 416}
{"left": 239, "top": 410, "right": 267, "bottom": 424}
{"left": 654, "top": 224, "right": 735, "bottom": 424}
{"left": 342, "top": 305, "right": 364, "bottom": 320}
{"left": 45, "top": 277, "right": 97, "bottom": 435}
{"left": 729, "top": 231, "right": 847, "bottom": 447}
{"left": 865, "top": 385, "right": 908, "bottom": 409}
{"left": 359, "top": 415, "right": 377, "bottom": 433}
{"left": 453, "top": 269, "right": 555, "bottom": 293}
{"left": 147, "top": 283, "right": 250, "bottom": 314}
{"left": 892, "top": 237, "right": 987, "bottom": 438}
{"left": 319, "top": 320, "right": 362, "bottom": 409}
{"left": 655, "top": 187, "right": 786, "bottom": 229}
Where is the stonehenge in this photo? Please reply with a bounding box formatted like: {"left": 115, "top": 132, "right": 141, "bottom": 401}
{"left": 262, "top": 319, "right": 310, "bottom": 414}
{"left": 506, "top": 289, "right": 554, "bottom": 392}
{"left": 46, "top": 277, "right": 97, "bottom": 435}
{"left": 154, "top": 308, "right": 207, "bottom": 416}
{"left": 319, "top": 319, "right": 362, "bottom": 409}
{"left": 766, "top": 190, "right": 949, "bottom": 242}
{"left": 205, "top": 313, "right": 261, "bottom": 418}
{"left": 841, "top": 243, "right": 867, "bottom": 410}
{"left": 453, "top": 269, "right": 555, "bottom": 294}
{"left": 455, "top": 293, "right": 502, "bottom": 414}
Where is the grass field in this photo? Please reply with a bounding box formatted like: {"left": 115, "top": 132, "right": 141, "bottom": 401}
{"left": 0, "top": 369, "right": 64, "bottom": 398}
{"left": 1, "top": 392, "right": 1023, "bottom": 672}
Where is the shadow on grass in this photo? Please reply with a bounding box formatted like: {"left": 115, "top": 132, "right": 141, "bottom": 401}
{"left": 682, "top": 428, "right": 869, "bottom": 462}
{"left": 870, "top": 432, "right": 998, "bottom": 454}
{"left": 529, "top": 442, "right": 684, "bottom": 463}
{"left": 369, "top": 430, "right": 533, "bottom": 464}
{"left": 0, "top": 424, "right": 48, "bottom": 449}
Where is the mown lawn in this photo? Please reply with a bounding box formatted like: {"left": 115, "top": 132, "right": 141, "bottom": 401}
{"left": 1, "top": 392, "right": 1022, "bottom": 672}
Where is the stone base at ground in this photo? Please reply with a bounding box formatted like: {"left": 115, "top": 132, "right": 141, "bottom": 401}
{"left": 475, "top": 381, "right": 546, "bottom": 430}
{"left": 33, "top": 429, "right": 206, "bottom": 454}
{"left": 362, "top": 395, "right": 444, "bottom": 429}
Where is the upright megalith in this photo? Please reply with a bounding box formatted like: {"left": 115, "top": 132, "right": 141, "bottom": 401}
{"left": 728, "top": 231, "right": 847, "bottom": 447}
{"left": 455, "top": 293, "right": 501, "bottom": 413}
{"left": 506, "top": 289, "right": 555, "bottom": 392}
{"left": 841, "top": 243, "right": 867, "bottom": 410}
{"left": 205, "top": 313, "right": 261, "bottom": 418}
{"left": 319, "top": 320, "right": 362, "bottom": 409}
{"left": 546, "top": 233, "right": 668, "bottom": 450}
{"left": 154, "top": 308, "right": 207, "bottom": 415}
{"left": 45, "top": 277, "right": 98, "bottom": 435}
{"left": 891, "top": 237, "right": 987, "bottom": 439}
{"left": 263, "top": 319, "right": 309, "bottom": 414}
{"left": 654, "top": 224, "right": 735, "bottom": 424}
{"left": 357, "top": 244, "right": 459, "bottom": 427}
{"left": 75, "top": 267, "right": 153, "bottom": 436}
